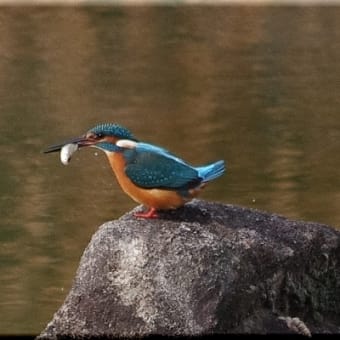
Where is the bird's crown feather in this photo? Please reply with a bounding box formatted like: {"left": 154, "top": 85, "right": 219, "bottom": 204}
{"left": 90, "top": 123, "right": 136, "bottom": 140}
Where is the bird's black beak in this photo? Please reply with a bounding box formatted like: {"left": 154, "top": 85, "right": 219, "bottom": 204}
{"left": 43, "top": 135, "right": 96, "bottom": 154}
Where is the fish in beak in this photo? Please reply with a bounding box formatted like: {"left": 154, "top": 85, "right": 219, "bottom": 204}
{"left": 43, "top": 134, "right": 99, "bottom": 165}
{"left": 43, "top": 135, "right": 97, "bottom": 154}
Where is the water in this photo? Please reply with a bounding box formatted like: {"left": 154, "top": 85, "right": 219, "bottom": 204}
{"left": 1, "top": 5, "right": 340, "bottom": 335}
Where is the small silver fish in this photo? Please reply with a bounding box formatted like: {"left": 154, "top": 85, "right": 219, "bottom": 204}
{"left": 60, "top": 143, "right": 78, "bottom": 165}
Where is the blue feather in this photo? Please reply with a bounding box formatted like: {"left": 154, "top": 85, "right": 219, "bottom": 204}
{"left": 122, "top": 142, "right": 225, "bottom": 191}
{"left": 132, "top": 143, "right": 189, "bottom": 166}
{"left": 91, "top": 123, "right": 137, "bottom": 141}
{"left": 196, "top": 160, "right": 226, "bottom": 183}
{"left": 123, "top": 143, "right": 200, "bottom": 189}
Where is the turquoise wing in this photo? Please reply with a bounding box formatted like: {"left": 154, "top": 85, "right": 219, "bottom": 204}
{"left": 123, "top": 143, "right": 201, "bottom": 189}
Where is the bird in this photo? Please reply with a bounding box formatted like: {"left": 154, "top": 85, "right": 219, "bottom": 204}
{"left": 44, "top": 123, "right": 226, "bottom": 218}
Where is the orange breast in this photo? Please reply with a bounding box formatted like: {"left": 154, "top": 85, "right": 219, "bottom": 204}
{"left": 105, "top": 152, "right": 191, "bottom": 210}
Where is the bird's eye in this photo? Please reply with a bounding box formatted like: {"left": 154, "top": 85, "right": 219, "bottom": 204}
{"left": 92, "top": 133, "right": 103, "bottom": 139}
{"left": 86, "top": 132, "right": 103, "bottom": 140}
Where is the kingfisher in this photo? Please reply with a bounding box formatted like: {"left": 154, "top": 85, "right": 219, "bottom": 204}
{"left": 44, "top": 123, "right": 226, "bottom": 218}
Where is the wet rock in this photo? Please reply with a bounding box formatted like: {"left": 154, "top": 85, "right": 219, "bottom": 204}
{"left": 38, "top": 199, "right": 340, "bottom": 337}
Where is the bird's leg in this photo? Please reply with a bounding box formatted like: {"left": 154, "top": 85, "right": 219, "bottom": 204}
{"left": 134, "top": 207, "right": 159, "bottom": 219}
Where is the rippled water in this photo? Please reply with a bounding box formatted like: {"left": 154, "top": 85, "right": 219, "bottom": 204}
{"left": 1, "top": 5, "right": 340, "bottom": 335}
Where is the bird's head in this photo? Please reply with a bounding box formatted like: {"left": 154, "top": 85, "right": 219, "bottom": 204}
{"left": 44, "top": 123, "right": 138, "bottom": 154}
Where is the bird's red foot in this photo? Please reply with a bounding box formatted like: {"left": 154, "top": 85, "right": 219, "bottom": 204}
{"left": 134, "top": 207, "right": 159, "bottom": 219}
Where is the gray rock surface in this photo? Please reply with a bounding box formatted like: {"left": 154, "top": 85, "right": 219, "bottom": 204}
{"left": 38, "top": 199, "right": 340, "bottom": 337}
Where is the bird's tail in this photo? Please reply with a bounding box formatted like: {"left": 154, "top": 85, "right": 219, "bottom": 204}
{"left": 196, "top": 160, "right": 226, "bottom": 183}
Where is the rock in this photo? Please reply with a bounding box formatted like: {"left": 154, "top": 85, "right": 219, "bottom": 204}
{"left": 38, "top": 199, "right": 340, "bottom": 338}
